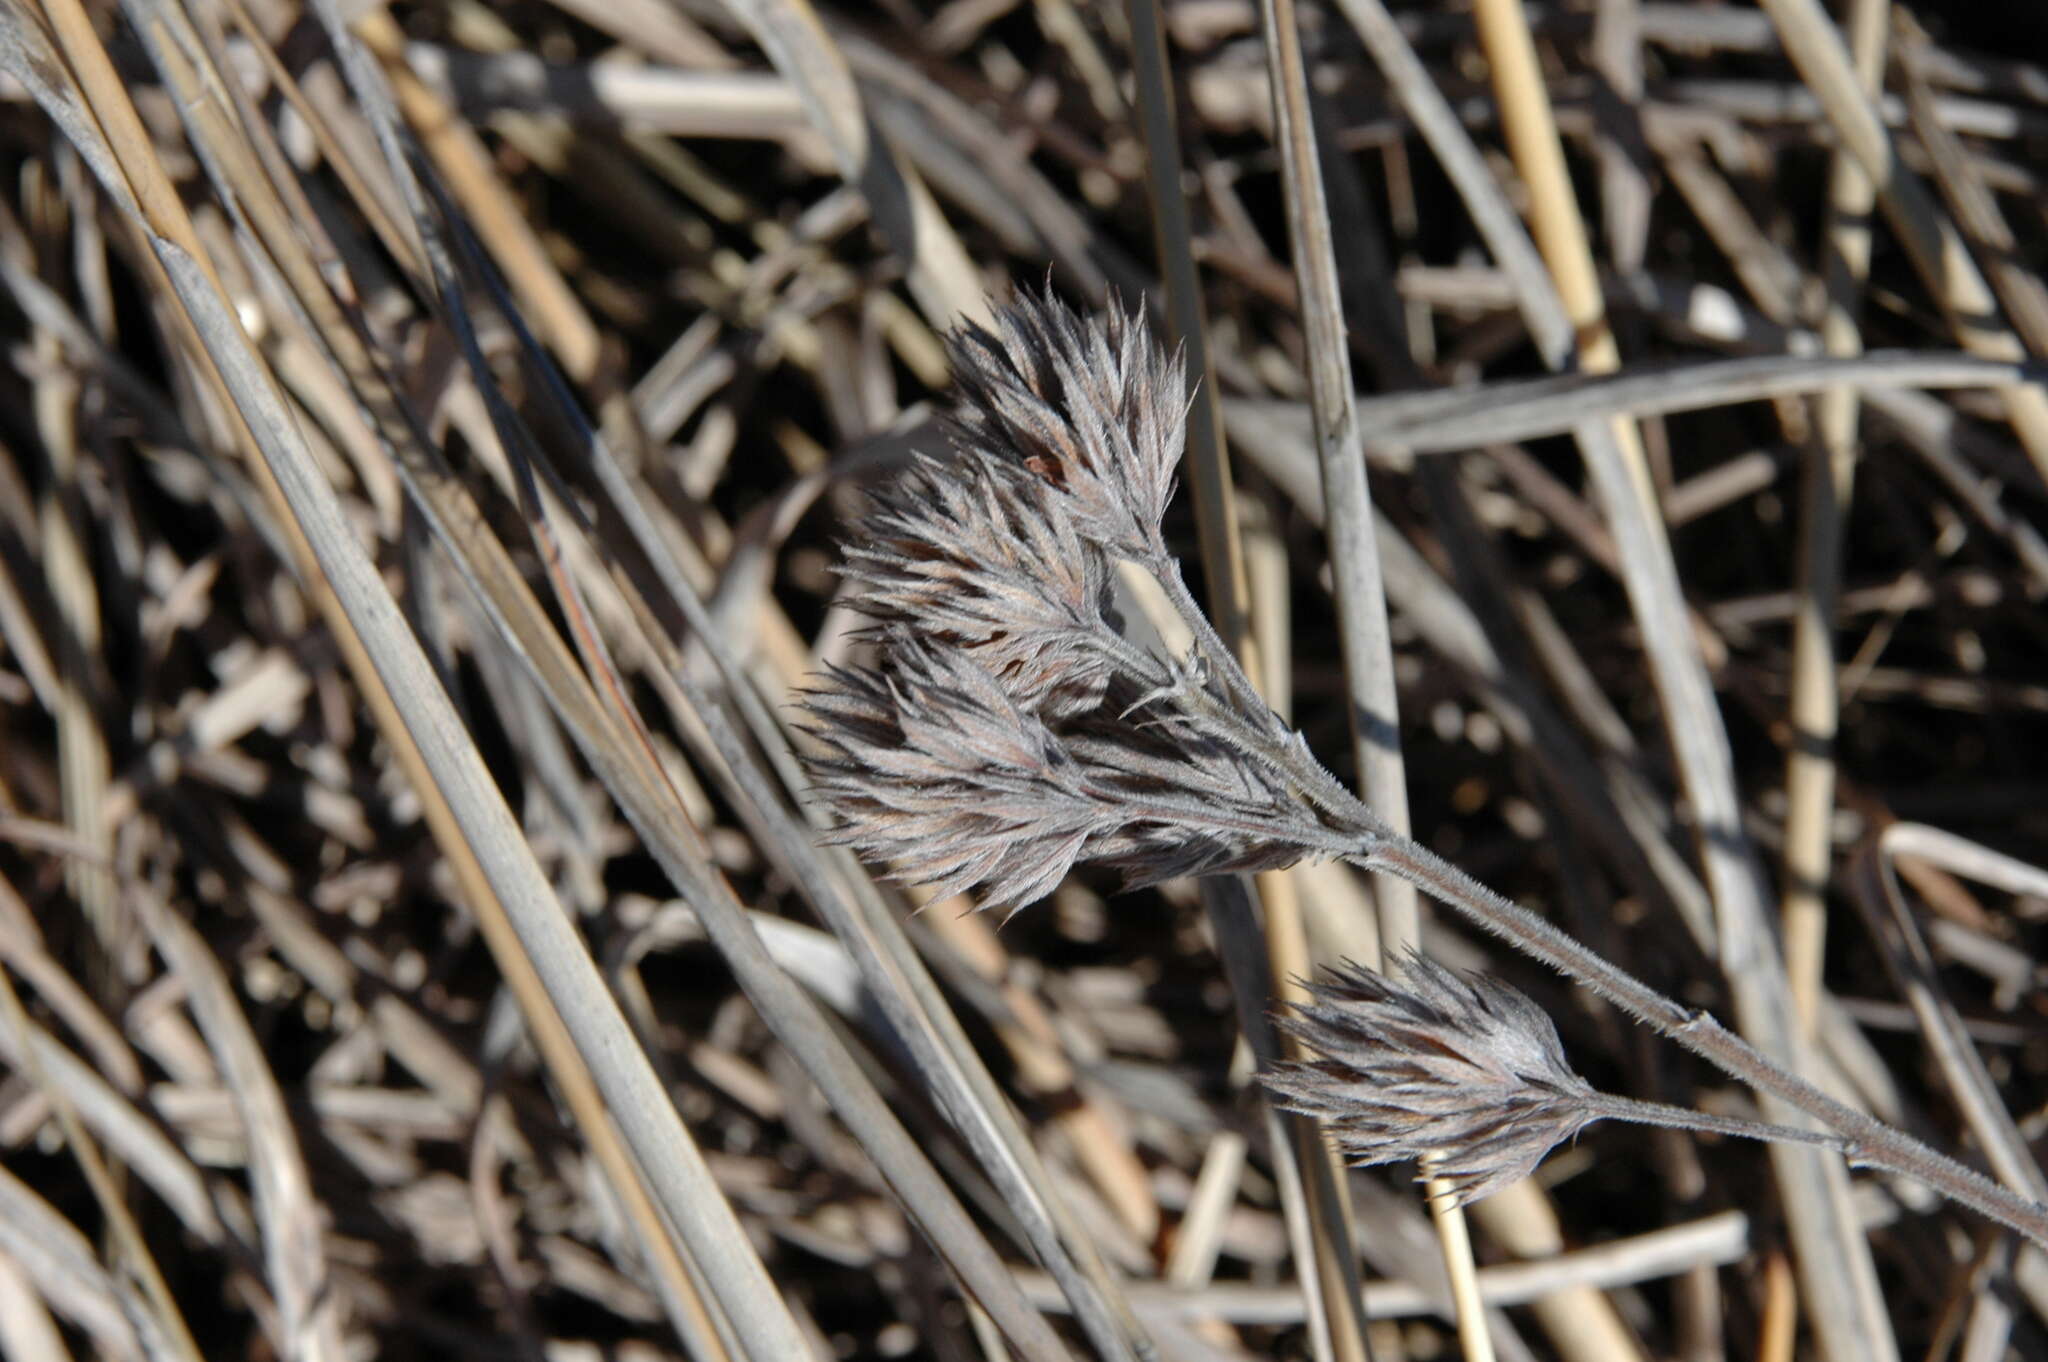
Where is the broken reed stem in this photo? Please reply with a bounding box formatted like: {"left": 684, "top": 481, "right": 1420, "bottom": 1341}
{"left": 1359, "top": 838, "right": 2048, "bottom": 1247}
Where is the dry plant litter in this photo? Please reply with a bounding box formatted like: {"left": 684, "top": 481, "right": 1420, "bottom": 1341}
{"left": 0, "top": 3, "right": 2046, "bottom": 1362}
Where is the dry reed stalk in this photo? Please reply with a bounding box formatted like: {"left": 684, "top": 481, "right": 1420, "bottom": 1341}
{"left": 354, "top": 11, "right": 601, "bottom": 380}
{"left": 118, "top": 12, "right": 740, "bottom": 1345}
{"left": 1851, "top": 826, "right": 2048, "bottom": 1204}
{"left": 131, "top": 883, "right": 347, "bottom": 1362}
{"left": 24, "top": 174, "right": 118, "bottom": 1013}
{"left": 452, "top": 204, "right": 1145, "bottom": 1362}
{"left": 1385, "top": 4, "right": 1662, "bottom": 1357}
{"left": 375, "top": 51, "right": 1118, "bottom": 1353}
{"left": 1026, "top": 1204, "right": 1753, "bottom": 1323}
{"left": 0, "top": 1257, "right": 68, "bottom": 1362}
{"left": 719, "top": 0, "right": 988, "bottom": 329}
{"left": 1238, "top": 485, "right": 1369, "bottom": 1356}
{"left": 152, "top": 234, "right": 815, "bottom": 1360}
{"left": 0, "top": 1144, "right": 149, "bottom": 1357}
{"left": 1755, "top": 0, "right": 2048, "bottom": 491}
{"left": 1257, "top": 0, "right": 1415, "bottom": 956}
{"left": 1315, "top": 8, "right": 1660, "bottom": 1351}
{"left": 0, "top": 929, "right": 203, "bottom": 1362}
{"left": 1845, "top": 824, "right": 2044, "bottom": 1359}
{"left": 31, "top": 13, "right": 810, "bottom": 1348}
{"left": 16, "top": 4, "right": 2048, "bottom": 1358}
{"left": 1781, "top": 0, "right": 1886, "bottom": 1036}
{"left": 920, "top": 900, "right": 1163, "bottom": 1246}
{"left": 1253, "top": 0, "right": 1487, "bottom": 1356}
{"left": 1118, "top": 7, "right": 1371, "bottom": 1353}
{"left": 1898, "top": 50, "right": 2048, "bottom": 364}
{"left": 1465, "top": 5, "right": 1887, "bottom": 1356}
{"left": 1758, "top": 1248, "right": 1798, "bottom": 1362}
{"left": 8, "top": 20, "right": 591, "bottom": 1354}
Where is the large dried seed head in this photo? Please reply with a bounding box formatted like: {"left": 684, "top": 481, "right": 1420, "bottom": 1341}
{"left": 1265, "top": 954, "right": 1599, "bottom": 1205}
{"left": 800, "top": 288, "right": 1369, "bottom": 912}
{"left": 947, "top": 288, "right": 1183, "bottom": 557}
{"left": 839, "top": 454, "right": 1115, "bottom": 718}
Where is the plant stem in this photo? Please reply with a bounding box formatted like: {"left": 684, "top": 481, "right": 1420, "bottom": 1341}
{"left": 1148, "top": 556, "right": 1387, "bottom": 826}
{"left": 1358, "top": 836, "right": 2048, "bottom": 1248}
{"left": 1584, "top": 1094, "right": 1844, "bottom": 1152}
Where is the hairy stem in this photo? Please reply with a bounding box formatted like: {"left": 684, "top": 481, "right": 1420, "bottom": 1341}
{"left": 1584, "top": 1093, "right": 1845, "bottom": 1152}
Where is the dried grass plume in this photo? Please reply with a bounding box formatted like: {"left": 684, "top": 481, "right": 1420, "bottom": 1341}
{"left": 1266, "top": 954, "right": 1599, "bottom": 1205}
{"left": 800, "top": 289, "right": 1377, "bottom": 912}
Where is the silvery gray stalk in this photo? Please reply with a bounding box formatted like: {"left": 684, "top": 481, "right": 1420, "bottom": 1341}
{"left": 800, "top": 289, "right": 2048, "bottom": 1248}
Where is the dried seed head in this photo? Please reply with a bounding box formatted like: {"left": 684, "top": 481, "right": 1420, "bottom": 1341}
{"left": 840, "top": 453, "right": 1115, "bottom": 718}
{"left": 1055, "top": 685, "right": 1358, "bottom": 886}
{"left": 801, "top": 636, "right": 1121, "bottom": 911}
{"left": 801, "top": 288, "right": 1371, "bottom": 911}
{"left": 800, "top": 639, "right": 1360, "bottom": 912}
{"left": 947, "top": 288, "right": 1184, "bottom": 557}
{"left": 1264, "top": 954, "right": 1598, "bottom": 1205}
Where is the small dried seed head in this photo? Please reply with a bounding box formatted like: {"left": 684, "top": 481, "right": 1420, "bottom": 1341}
{"left": 839, "top": 453, "right": 1115, "bottom": 718}
{"left": 946, "top": 288, "right": 1184, "bottom": 557}
{"left": 800, "top": 640, "right": 1359, "bottom": 912}
{"left": 1264, "top": 954, "right": 1599, "bottom": 1205}
{"left": 800, "top": 636, "right": 1122, "bottom": 911}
